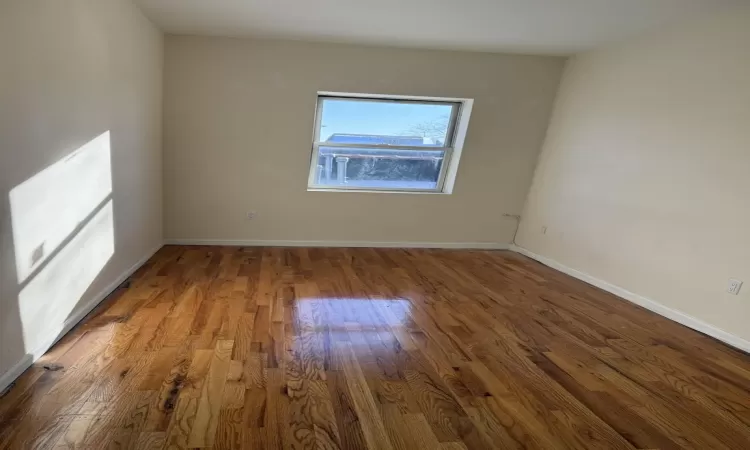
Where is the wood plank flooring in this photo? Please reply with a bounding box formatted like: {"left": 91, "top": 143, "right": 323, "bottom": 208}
{"left": 1, "top": 246, "right": 750, "bottom": 449}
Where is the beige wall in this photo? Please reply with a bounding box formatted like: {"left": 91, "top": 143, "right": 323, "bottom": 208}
{"left": 518, "top": 7, "right": 750, "bottom": 341}
{"left": 163, "top": 36, "right": 564, "bottom": 245}
{"left": 0, "top": 0, "right": 163, "bottom": 381}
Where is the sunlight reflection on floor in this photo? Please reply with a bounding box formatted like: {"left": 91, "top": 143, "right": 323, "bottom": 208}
{"left": 295, "top": 297, "right": 412, "bottom": 328}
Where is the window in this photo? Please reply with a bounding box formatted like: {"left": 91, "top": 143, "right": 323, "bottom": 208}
{"left": 307, "top": 93, "right": 473, "bottom": 193}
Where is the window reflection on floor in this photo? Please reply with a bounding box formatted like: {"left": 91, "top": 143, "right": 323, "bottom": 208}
{"left": 296, "top": 298, "right": 411, "bottom": 326}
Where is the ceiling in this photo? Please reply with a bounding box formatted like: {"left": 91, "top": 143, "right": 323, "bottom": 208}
{"left": 135, "top": 0, "right": 743, "bottom": 55}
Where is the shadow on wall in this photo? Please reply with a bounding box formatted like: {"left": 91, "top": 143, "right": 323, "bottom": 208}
{"left": 2, "top": 131, "right": 118, "bottom": 390}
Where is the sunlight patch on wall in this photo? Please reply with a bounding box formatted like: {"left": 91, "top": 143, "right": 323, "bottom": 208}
{"left": 9, "top": 131, "right": 113, "bottom": 283}
{"left": 9, "top": 131, "right": 115, "bottom": 357}
{"left": 18, "top": 199, "right": 114, "bottom": 357}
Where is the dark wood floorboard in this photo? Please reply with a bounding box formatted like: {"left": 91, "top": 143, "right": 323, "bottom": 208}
{"left": 1, "top": 246, "right": 749, "bottom": 449}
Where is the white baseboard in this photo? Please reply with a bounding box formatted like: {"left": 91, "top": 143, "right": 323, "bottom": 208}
{"left": 165, "top": 238, "right": 509, "bottom": 250}
{"left": 510, "top": 245, "right": 750, "bottom": 353}
{"left": 0, "top": 355, "right": 33, "bottom": 396}
{"left": 0, "top": 243, "right": 163, "bottom": 394}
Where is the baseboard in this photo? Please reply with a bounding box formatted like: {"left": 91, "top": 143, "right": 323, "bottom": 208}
{"left": 510, "top": 245, "right": 750, "bottom": 353}
{"left": 165, "top": 238, "right": 509, "bottom": 250}
{"left": 0, "top": 354, "right": 33, "bottom": 396}
{"left": 0, "top": 242, "right": 163, "bottom": 394}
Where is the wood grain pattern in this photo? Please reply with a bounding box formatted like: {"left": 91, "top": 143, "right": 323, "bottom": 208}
{"left": 1, "top": 245, "right": 750, "bottom": 449}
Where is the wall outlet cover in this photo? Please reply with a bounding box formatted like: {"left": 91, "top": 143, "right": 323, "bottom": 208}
{"left": 728, "top": 278, "right": 743, "bottom": 295}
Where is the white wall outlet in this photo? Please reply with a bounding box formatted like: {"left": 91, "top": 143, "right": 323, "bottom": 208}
{"left": 727, "top": 278, "right": 743, "bottom": 295}
{"left": 246, "top": 211, "right": 257, "bottom": 220}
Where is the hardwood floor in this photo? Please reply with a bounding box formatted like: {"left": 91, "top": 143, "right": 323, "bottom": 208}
{"left": 1, "top": 246, "right": 750, "bottom": 449}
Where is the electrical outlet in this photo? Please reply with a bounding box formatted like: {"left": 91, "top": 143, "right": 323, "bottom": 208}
{"left": 727, "top": 278, "right": 743, "bottom": 295}
{"left": 246, "top": 211, "right": 257, "bottom": 220}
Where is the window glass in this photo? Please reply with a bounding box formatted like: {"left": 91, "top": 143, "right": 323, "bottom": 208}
{"left": 318, "top": 98, "right": 455, "bottom": 146}
{"left": 313, "top": 146, "right": 444, "bottom": 190}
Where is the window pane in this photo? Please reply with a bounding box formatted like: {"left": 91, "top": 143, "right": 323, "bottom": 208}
{"left": 313, "top": 146, "right": 444, "bottom": 190}
{"left": 318, "top": 98, "right": 454, "bottom": 146}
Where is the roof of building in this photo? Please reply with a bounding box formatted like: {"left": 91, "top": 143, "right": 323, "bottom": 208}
{"left": 326, "top": 133, "right": 440, "bottom": 146}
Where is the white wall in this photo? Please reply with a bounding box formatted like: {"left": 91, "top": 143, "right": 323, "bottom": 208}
{"left": 163, "top": 36, "right": 564, "bottom": 246}
{"left": 0, "top": 0, "right": 163, "bottom": 384}
{"left": 517, "top": 7, "right": 750, "bottom": 342}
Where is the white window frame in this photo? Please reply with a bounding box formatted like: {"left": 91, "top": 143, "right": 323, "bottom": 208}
{"left": 307, "top": 92, "right": 474, "bottom": 194}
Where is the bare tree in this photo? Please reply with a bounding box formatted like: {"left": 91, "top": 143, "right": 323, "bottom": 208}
{"left": 403, "top": 115, "right": 450, "bottom": 143}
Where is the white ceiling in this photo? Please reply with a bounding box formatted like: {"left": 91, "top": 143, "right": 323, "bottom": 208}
{"left": 135, "top": 0, "right": 743, "bottom": 55}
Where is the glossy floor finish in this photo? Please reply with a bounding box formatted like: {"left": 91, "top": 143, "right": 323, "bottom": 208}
{"left": 2, "top": 246, "right": 750, "bottom": 449}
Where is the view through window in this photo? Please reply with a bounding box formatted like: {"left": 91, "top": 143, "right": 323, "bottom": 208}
{"left": 308, "top": 95, "right": 467, "bottom": 192}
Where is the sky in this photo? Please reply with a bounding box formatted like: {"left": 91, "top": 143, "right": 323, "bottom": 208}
{"left": 318, "top": 99, "right": 452, "bottom": 141}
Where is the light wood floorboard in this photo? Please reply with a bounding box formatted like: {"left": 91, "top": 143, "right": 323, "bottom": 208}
{"left": 1, "top": 246, "right": 750, "bottom": 449}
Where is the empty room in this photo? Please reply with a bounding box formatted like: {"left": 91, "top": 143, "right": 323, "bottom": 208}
{"left": 1, "top": 0, "right": 749, "bottom": 448}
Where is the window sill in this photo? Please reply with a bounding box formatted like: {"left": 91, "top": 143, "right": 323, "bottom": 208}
{"left": 307, "top": 188, "right": 452, "bottom": 195}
